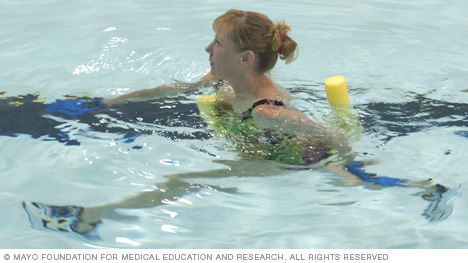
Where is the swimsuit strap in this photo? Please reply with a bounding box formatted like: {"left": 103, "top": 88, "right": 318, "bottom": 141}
{"left": 242, "top": 99, "right": 287, "bottom": 120}
{"left": 213, "top": 78, "right": 225, "bottom": 91}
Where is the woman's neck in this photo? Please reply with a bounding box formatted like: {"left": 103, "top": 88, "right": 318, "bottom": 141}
{"left": 225, "top": 72, "right": 268, "bottom": 97}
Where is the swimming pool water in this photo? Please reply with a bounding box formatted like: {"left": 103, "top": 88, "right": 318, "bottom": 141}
{"left": 1, "top": 0, "right": 467, "bottom": 249}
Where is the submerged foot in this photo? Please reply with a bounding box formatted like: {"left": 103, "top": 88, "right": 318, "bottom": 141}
{"left": 22, "top": 201, "right": 101, "bottom": 240}
{"left": 421, "top": 184, "right": 458, "bottom": 222}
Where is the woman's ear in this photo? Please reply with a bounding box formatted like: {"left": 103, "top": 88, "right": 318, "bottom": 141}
{"left": 240, "top": 50, "right": 255, "bottom": 67}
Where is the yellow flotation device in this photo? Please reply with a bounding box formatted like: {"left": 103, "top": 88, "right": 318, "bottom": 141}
{"left": 325, "top": 75, "right": 349, "bottom": 105}
{"left": 324, "top": 75, "right": 361, "bottom": 141}
{"left": 195, "top": 94, "right": 223, "bottom": 136}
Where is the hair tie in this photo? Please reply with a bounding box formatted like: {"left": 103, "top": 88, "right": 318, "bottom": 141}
{"left": 280, "top": 34, "right": 286, "bottom": 42}
{"left": 277, "top": 34, "right": 286, "bottom": 54}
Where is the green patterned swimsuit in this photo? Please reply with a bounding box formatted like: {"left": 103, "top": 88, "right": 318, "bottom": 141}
{"left": 196, "top": 81, "right": 332, "bottom": 165}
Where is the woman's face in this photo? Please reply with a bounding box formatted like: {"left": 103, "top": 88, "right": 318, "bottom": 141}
{"left": 205, "top": 31, "right": 243, "bottom": 79}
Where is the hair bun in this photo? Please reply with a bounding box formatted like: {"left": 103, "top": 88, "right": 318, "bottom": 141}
{"left": 270, "top": 21, "right": 297, "bottom": 63}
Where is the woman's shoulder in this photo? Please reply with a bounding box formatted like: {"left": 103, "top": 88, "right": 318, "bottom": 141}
{"left": 274, "top": 82, "right": 293, "bottom": 103}
{"left": 200, "top": 73, "right": 218, "bottom": 81}
{"left": 249, "top": 80, "right": 298, "bottom": 120}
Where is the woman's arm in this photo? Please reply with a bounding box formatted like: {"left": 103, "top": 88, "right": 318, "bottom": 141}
{"left": 104, "top": 73, "right": 218, "bottom": 106}
{"left": 252, "top": 104, "right": 352, "bottom": 159}
{"left": 104, "top": 82, "right": 193, "bottom": 105}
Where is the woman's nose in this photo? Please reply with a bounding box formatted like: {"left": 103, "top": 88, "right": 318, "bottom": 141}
{"left": 205, "top": 41, "right": 213, "bottom": 54}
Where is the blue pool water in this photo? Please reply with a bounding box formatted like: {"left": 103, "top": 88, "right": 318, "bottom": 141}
{"left": 1, "top": 0, "right": 467, "bottom": 248}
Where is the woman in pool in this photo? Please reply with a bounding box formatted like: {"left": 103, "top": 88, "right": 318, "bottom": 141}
{"left": 105, "top": 9, "right": 352, "bottom": 163}
{"left": 23, "top": 9, "right": 455, "bottom": 238}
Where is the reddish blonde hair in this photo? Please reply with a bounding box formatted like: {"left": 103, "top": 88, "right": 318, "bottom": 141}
{"left": 213, "top": 9, "right": 297, "bottom": 73}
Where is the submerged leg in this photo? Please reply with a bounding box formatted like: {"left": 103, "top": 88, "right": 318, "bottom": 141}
{"left": 23, "top": 159, "right": 286, "bottom": 239}
{"left": 81, "top": 159, "right": 286, "bottom": 221}
{"left": 326, "top": 161, "right": 457, "bottom": 222}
